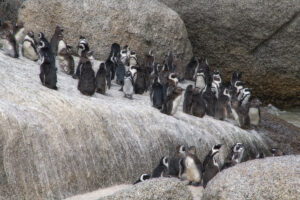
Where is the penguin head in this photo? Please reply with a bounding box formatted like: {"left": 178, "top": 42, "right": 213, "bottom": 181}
{"left": 233, "top": 143, "right": 244, "bottom": 153}
{"left": 27, "top": 31, "right": 34, "bottom": 38}
{"left": 99, "top": 62, "right": 106, "bottom": 70}
{"left": 199, "top": 57, "right": 208, "bottom": 66}
{"left": 177, "top": 145, "right": 186, "bottom": 158}
{"left": 213, "top": 69, "right": 220, "bottom": 75}
{"left": 37, "top": 40, "right": 46, "bottom": 49}
{"left": 256, "top": 152, "right": 265, "bottom": 159}
{"left": 55, "top": 26, "right": 64, "bottom": 34}
{"left": 160, "top": 156, "right": 169, "bottom": 168}
{"left": 223, "top": 88, "right": 231, "bottom": 98}
{"left": 38, "top": 32, "right": 45, "bottom": 40}
{"left": 140, "top": 174, "right": 151, "bottom": 182}
{"left": 250, "top": 98, "right": 262, "bottom": 108}
{"left": 188, "top": 146, "right": 197, "bottom": 155}
{"left": 211, "top": 144, "right": 222, "bottom": 156}
{"left": 87, "top": 50, "right": 94, "bottom": 60}
{"left": 168, "top": 73, "right": 179, "bottom": 86}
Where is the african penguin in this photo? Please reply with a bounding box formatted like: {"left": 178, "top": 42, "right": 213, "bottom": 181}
{"left": 150, "top": 76, "right": 164, "bottom": 109}
{"left": 270, "top": 148, "right": 284, "bottom": 157}
{"left": 166, "top": 51, "right": 174, "bottom": 72}
{"left": 183, "top": 84, "right": 194, "bottom": 114}
{"left": 57, "top": 34, "right": 74, "bottom": 75}
{"left": 22, "top": 31, "right": 39, "bottom": 61}
{"left": 215, "top": 88, "right": 231, "bottom": 120}
{"left": 211, "top": 69, "right": 222, "bottom": 99}
{"left": 202, "top": 85, "right": 217, "bottom": 117}
{"left": 191, "top": 88, "right": 206, "bottom": 118}
{"left": 221, "top": 143, "right": 245, "bottom": 170}
{"left": 123, "top": 70, "right": 134, "bottom": 99}
{"left": 168, "top": 145, "right": 186, "bottom": 178}
{"left": 238, "top": 88, "right": 251, "bottom": 107}
{"left": 77, "top": 51, "right": 96, "bottom": 96}
{"left": 203, "top": 144, "right": 222, "bottom": 188}
{"left": 161, "top": 86, "right": 184, "bottom": 115}
{"left": 129, "top": 51, "right": 138, "bottom": 67}
{"left": 73, "top": 42, "right": 92, "bottom": 79}
{"left": 152, "top": 156, "right": 169, "bottom": 178}
{"left": 134, "top": 65, "right": 148, "bottom": 94}
{"left": 185, "top": 56, "right": 199, "bottom": 81}
{"left": 194, "top": 58, "right": 210, "bottom": 82}
{"left": 50, "top": 26, "right": 64, "bottom": 56}
{"left": 95, "top": 62, "right": 107, "bottom": 95}
{"left": 115, "top": 62, "right": 126, "bottom": 86}
{"left": 231, "top": 98, "right": 250, "bottom": 129}
{"left": 77, "top": 35, "right": 90, "bottom": 57}
{"left": 133, "top": 174, "right": 151, "bottom": 185}
{"left": 248, "top": 98, "right": 262, "bottom": 126}
{"left": 183, "top": 146, "right": 203, "bottom": 186}
{"left": 37, "top": 32, "right": 56, "bottom": 68}
{"left": 194, "top": 69, "right": 206, "bottom": 90}
{"left": 231, "top": 70, "right": 242, "bottom": 86}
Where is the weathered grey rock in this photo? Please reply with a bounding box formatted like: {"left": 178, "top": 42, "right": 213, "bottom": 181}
{"left": 159, "top": 0, "right": 300, "bottom": 108}
{"left": 0, "top": 0, "right": 23, "bottom": 22}
{"left": 18, "top": 0, "right": 192, "bottom": 66}
{"left": 98, "top": 178, "right": 193, "bottom": 200}
{"left": 202, "top": 156, "right": 300, "bottom": 200}
{"left": 0, "top": 52, "right": 270, "bottom": 200}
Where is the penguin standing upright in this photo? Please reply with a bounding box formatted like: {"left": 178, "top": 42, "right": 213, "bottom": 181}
{"left": 222, "top": 143, "right": 245, "bottom": 170}
{"left": 231, "top": 98, "right": 250, "bottom": 129}
{"left": 169, "top": 145, "right": 186, "bottom": 178}
{"left": 123, "top": 70, "right": 134, "bottom": 99}
{"left": 134, "top": 65, "right": 148, "bottom": 94}
{"left": 152, "top": 156, "right": 169, "bottom": 178}
{"left": 202, "top": 144, "right": 222, "bottom": 188}
{"left": 50, "top": 26, "right": 64, "bottom": 55}
{"left": 22, "top": 31, "right": 39, "bottom": 61}
{"left": 73, "top": 40, "right": 91, "bottom": 79}
{"left": 57, "top": 34, "right": 74, "bottom": 75}
{"left": 183, "top": 146, "right": 203, "bottom": 186}
{"left": 202, "top": 85, "right": 217, "bottom": 117}
{"left": 150, "top": 76, "right": 164, "bottom": 109}
{"left": 77, "top": 51, "right": 96, "bottom": 96}
{"left": 191, "top": 88, "right": 206, "bottom": 118}
{"left": 248, "top": 98, "right": 262, "bottom": 126}
{"left": 211, "top": 69, "right": 222, "bottom": 99}
{"left": 115, "top": 62, "right": 126, "bottom": 86}
{"left": 183, "top": 85, "right": 194, "bottom": 114}
{"left": 0, "top": 21, "right": 18, "bottom": 58}
{"left": 77, "top": 35, "right": 89, "bottom": 57}
{"left": 215, "top": 88, "right": 231, "bottom": 120}
{"left": 185, "top": 56, "right": 199, "bottom": 80}
{"left": 161, "top": 86, "right": 183, "bottom": 115}
{"left": 133, "top": 174, "right": 151, "bottom": 185}
{"left": 95, "top": 62, "right": 107, "bottom": 95}
{"left": 37, "top": 32, "right": 57, "bottom": 90}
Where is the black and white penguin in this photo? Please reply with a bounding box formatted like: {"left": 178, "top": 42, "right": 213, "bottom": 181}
{"left": 0, "top": 30, "right": 18, "bottom": 58}
{"left": 185, "top": 56, "right": 199, "bottom": 81}
{"left": 73, "top": 41, "right": 92, "bottom": 79}
{"left": 211, "top": 69, "right": 222, "bottom": 99}
{"left": 270, "top": 148, "right": 284, "bottom": 157}
{"left": 123, "top": 70, "right": 134, "bottom": 99}
{"left": 161, "top": 86, "right": 184, "bottom": 115}
{"left": 115, "top": 62, "right": 126, "bottom": 86}
{"left": 95, "top": 62, "right": 107, "bottom": 95}
{"left": 77, "top": 35, "right": 90, "bottom": 57}
{"left": 194, "top": 69, "right": 206, "bottom": 91}
{"left": 150, "top": 76, "right": 164, "bottom": 109}
{"left": 77, "top": 51, "right": 96, "bottom": 96}
{"left": 38, "top": 40, "right": 57, "bottom": 90}
{"left": 22, "top": 31, "right": 39, "bottom": 61}
{"left": 231, "top": 70, "right": 242, "bottom": 86}
{"left": 134, "top": 65, "right": 148, "bottom": 94}
{"left": 215, "top": 88, "right": 231, "bottom": 120}
{"left": 50, "top": 26, "right": 64, "bottom": 56}
{"left": 183, "top": 146, "right": 203, "bottom": 186}
{"left": 183, "top": 85, "right": 194, "bottom": 114}
{"left": 37, "top": 32, "right": 56, "bottom": 67}
{"left": 231, "top": 98, "right": 250, "bottom": 129}
{"left": 202, "top": 144, "right": 222, "bottom": 188}
{"left": 133, "top": 174, "right": 151, "bottom": 185}
{"left": 222, "top": 143, "right": 245, "bottom": 170}
{"left": 13, "top": 21, "right": 25, "bottom": 56}
{"left": 191, "top": 88, "right": 206, "bottom": 118}
{"left": 129, "top": 51, "right": 138, "bottom": 67}
{"left": 152, "top": 156, "right": 169, "bottom": 178}
{"left": 202, "top": 85, "right": 217, "bottom": 117}
{"left": 238, "top": 88, "right": 252, "bottom": 107}
{"left": 194, "top": 58, "right": 210, "bottom": 82}
{"left": 104, "top": 58, "right": 114, "bottom": 89}
{"left": 144, "top": 49, "right": 155, "bottom": 70}
{"left": 108, "top": 43, "right": 121, "bottom": 80}
{"left": 168, "top": 145, "right": 186, "bottom": 178}
{"left": 166, "top": 51, "right": 174, "bottom": 72}
{"left": 256, "top": 152, "right": 265, "bottom": 159}
{"left": 57, "top": 34, "right": 74, "bottom": 75}
{"left": 248, "top": 98, "right": 262, "bottom": 126}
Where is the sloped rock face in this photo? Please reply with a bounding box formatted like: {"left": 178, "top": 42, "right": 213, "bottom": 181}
{"left": 0, "top": 0, "right": 23, "bottom": 22}
{"left": 18, "top": 0, "right": 192, "bottom": 66}
{"left": 160, "top": 0, "right": 300, "bottom": 108}
{"left": 0, "top": 52, "right": 270, "bottom": 200}
{"left": 98, "top": 178, "right": 193, "bottom": 200}
{"left": 202, "top": 156, "right": 300, "bottom": 200}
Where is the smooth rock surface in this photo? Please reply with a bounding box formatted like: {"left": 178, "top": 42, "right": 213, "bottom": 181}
{"left": 98, "top": 178, "right": 193, "bottom": 200}
{"left": 160, "top": 0, "right": 300, "bottom": 108}
{"left": 0, "top": 52, "right": 270, "bottom": 199}
{"left": 18, "top": 0, "right": 192, "bottom": 66}
{"left": 202, "top": 156, "right": 300, "bottom": 200}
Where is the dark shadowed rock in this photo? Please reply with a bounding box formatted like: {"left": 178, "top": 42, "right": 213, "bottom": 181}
{"left": 18, "top": 0, "right": 192, "bottom": 67}
{"left": 98, "top": 178, "right": 193, "bottom": 200}
{"left": 0, "top": 0, "right": 23, "bottom": 22}
{"left": 159, "top": 0, "right": 300, "bottom": 108}
{"left": 202, "top": 156, "right": 300, "bottom": 200}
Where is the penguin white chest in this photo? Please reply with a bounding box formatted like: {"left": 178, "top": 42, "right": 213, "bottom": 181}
{"left": 171, "top": 94, "right": 182, "bottom": 115}
{"left": 123, "top": 78, "right": 134, "bottom": 95}
{"left": 23, "top": 41, "right": 38, "bottom": 60}
{"left": 195, "top": 76, "right": 205, "bottom": 90}
{"left": 231, "top": 108, "right": 241, "bottom": 126}
{"left": 184, "top": 157, "right": 201, "bottom": 182}
{"left": 249, "top": 108, "right": 259, "bottom": 125}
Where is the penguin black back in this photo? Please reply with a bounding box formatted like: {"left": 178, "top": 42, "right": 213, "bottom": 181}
{"left": 77, "top": 54, "right": 96, "bottom": 96}
{"left": 152, "top": 156, "right": 169, "bottom": 178}
{"left": 150, "top": 76, "right": 164, "bottom": 109}
{"left": 50, "top": 26, "right": 64, "bottom": 55}
{"left": 183, "top": 84, "right": 194, "bottom": 114}
{"left": 133, "top": 174, "right": 150, "bottom": 185}
{"left": 95, "top": 63, "right": 107, "bottom": 95}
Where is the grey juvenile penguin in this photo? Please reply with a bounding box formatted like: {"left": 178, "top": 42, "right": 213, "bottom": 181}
{"left": 95, "top": 62, "right": 107, "bottom": 95}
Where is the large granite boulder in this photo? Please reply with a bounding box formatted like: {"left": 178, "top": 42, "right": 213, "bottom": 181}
{"left": 18, "top": 0, "right": 192, "bottom": 66}
{"left": 160, "top": 0, "right": 300, "bottom": 108}
{"left": 202, "top": 156, "right": 300, "bottom": 200}
{"left": 98, "top": 178, "right": 193, "bottom": 200}
{"left": 0, "top": 52, "right": 270, "bottom": 199}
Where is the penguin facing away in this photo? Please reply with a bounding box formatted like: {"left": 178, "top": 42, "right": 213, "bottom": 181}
{"left": 183, "top": 84, "right": 194, "bottom": 114}
{"left": 183, "top": 146, "right": 203, "bottom": 186}
{"left": 95, "top": 62, "right": 107, "bottom": 95}
{"left": 231, "top": 98, "right": 250, "bottom": 129}
{"left": 215, "top": 88, "right": 231, "bottom": 120}
{"left": 185, "top": 56, "right": 199, "bottom": 80}
{"left": 150, "top": 76, "right": 164, "bottom": 109}
{"left": 168, "top": 145, "right": 186, "bottom": 178}
{"left": 133, "top": 174, "right": 151, "bottom": 185}
{"left": 152, "top": 156, "right": 169, "bottom": 178}
{"left": 22, "top": 31, "right": 39, "bottom": 61}
{"left": 190, "top": 88, "right": 206, "bottom": 118}
{"left": 161, "top": 86, "right": 184, "bottom": 115}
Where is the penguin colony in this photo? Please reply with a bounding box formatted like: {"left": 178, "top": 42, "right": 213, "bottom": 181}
{"left": 0, "top": 21, "right": 286, "bottom": 187}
